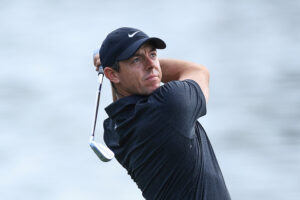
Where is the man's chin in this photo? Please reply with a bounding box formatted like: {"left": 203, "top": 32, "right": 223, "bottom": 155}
{"left": 144, "top": 84, "right": 160, "bottom": 95}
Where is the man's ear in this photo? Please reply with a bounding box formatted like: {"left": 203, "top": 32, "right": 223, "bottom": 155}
{"left": 104, "top": 67, "right": 120, "bottom": 84}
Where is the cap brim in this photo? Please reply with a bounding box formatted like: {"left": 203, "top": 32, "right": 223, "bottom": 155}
{"left": 117, "top": 37, "right": 166, "bottom": 61}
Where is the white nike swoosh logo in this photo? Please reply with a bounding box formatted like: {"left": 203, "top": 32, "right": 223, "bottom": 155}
{"left": 128, "top": 31, "right": 140, "bottom": 38}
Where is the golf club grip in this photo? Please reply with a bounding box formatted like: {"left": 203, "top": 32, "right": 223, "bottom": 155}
{"left": 98, "top": 66, "right": 104, "bottom": 75}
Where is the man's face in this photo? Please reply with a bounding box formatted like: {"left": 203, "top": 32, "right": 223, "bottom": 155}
{"left": 116, "top": 43, "right": 162, "bottom": 96}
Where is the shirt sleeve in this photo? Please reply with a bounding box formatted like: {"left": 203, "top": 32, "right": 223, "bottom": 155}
{"left": 150, "top": 79, "right": 207, "bottom": 137}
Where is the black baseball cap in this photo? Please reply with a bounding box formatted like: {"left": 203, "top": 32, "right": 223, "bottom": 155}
{"left": 99, "top": 27, "right": 166, "bottom": 68}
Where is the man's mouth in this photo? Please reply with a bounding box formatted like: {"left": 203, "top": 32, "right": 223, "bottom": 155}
{"left": 145, "top": 74, "right": 159, "bottom": 81}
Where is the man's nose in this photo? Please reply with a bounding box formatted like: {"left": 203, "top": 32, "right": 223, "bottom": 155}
{"left": 144, "top": 56, "right": 155, "bottom": 70}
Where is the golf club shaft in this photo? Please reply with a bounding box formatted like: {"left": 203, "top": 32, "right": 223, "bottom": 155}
{"left": 91, "top": 70, "right": 104, "bottom": 137}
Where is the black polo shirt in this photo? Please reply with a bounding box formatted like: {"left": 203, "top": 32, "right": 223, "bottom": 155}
{"left": 104, "top": 80, "right": 231, "bottom": 200}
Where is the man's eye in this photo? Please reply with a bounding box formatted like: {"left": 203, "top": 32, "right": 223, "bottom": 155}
{"left": 132, "top": 57, "right": 140, "bottom": 63}
{"left": 150, "top": 52, "right": 157, "bottom": 58}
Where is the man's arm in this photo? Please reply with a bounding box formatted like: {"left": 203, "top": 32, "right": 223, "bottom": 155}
{"left": 159, "top": 58, "right": 210, "bottom": 103}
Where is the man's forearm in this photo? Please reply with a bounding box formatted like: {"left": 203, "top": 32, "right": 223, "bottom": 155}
{"left": 159, "top": 58, "right": 210, "bottom": 102}
{"left": 159, "top": 58, "right": 207, "bottom": 82}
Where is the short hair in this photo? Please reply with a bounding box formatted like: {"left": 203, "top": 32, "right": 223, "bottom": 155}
{"left": 110, "top": 61, "right": 120, "bottom": 72}
{"left": 109, "top": 61, "right": 120, "bottom": 98}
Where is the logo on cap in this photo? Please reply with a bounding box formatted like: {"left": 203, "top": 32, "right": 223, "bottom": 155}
{"left": 128, "top": 31, "right": 140, "bottom": 38}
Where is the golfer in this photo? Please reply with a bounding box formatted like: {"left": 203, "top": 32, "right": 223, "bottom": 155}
{"left": 93, "top": 27, "right": 231, "bottom": 200}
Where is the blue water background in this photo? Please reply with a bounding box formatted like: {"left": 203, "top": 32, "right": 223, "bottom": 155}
{"left": 0, "top": 0, "right": 299, "bottom": 199}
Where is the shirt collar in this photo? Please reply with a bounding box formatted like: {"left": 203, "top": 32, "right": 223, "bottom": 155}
{"left": 105, "top": 95, "right": 146, "bottom": 118}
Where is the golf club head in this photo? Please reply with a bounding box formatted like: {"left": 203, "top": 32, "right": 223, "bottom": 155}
{"left": 89, "top": 137, "right": 114, "bottom": 162}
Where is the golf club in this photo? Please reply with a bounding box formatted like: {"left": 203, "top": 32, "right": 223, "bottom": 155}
{"left": 89, "top": 64, "right": 114, "bottom": 162}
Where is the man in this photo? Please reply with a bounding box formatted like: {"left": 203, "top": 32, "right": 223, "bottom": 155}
{"left": 93, "top": 27, "right": 231, "bottom": 200}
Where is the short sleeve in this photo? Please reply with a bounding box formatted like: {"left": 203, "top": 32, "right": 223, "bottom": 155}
{"left": 150, "top": 79, "right": 207, "bottom": 137}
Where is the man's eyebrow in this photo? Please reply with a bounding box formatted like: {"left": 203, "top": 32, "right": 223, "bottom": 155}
{"left": 132, "top": 47, "right": 157, "bottom": 57}
{"left": 150, "top": 47, "right": 157, "bottom": 52}
{"left": 132, "top": 52, "right": 141, "bottom": 57}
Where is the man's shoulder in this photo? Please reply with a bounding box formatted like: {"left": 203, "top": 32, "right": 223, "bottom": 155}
{"left": 156, "top": 79, "right": 201, "bottom": 94}
{"left": 148, "top": 79, "right": 206, "bottom": 119}
{"left": 151, "top": 79, "right": 202, "bottom": 103}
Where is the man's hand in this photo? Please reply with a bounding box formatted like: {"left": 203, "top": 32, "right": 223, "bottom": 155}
{"left": 93, "top": 52, "right": 101, "bottom": 71}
